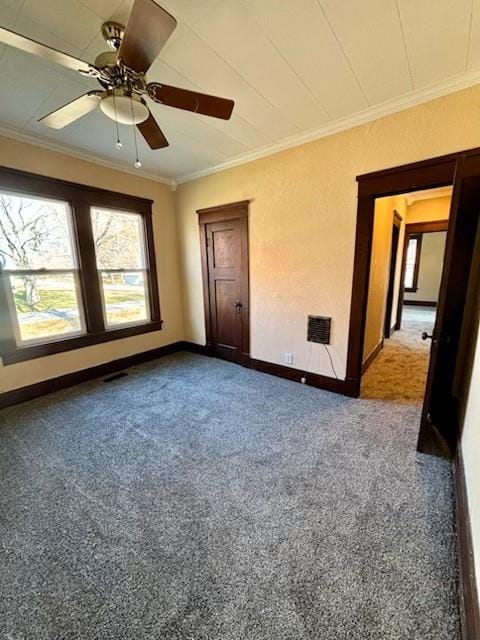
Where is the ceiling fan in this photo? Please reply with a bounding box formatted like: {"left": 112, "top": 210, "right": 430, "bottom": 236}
{"left": 0, "top": 0, "right": 234, "bottom": 158}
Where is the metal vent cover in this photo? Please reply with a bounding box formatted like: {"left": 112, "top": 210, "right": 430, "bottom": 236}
{"left": 307, "top": 315, "right": 331, "bottom": 344}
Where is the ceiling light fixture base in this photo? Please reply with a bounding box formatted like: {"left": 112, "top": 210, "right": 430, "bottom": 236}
{"left": 100, "top": 88, "right": 149, "bottom": 125}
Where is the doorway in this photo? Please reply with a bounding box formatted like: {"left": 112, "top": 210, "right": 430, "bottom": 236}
{"left": 198, "top": 200, "right": 249, "bottom": 365}
{"left": 361, "top": 191, "right": 451, "bottom": 406}
{"left": 347, "top": 149, "right": 480, "bottom": 457}
{"left": 396, "top": 219, "right": 449, "bottom": 331}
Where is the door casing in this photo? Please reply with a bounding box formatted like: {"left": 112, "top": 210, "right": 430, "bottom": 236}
{"left": 347, "top": 146, "right": 480, "bottom": 456}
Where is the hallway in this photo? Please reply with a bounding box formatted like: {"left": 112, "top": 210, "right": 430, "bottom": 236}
{"left": 362, "top": 306, "right": 436, "bottom": 403}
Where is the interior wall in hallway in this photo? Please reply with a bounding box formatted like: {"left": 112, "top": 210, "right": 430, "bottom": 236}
{"left": 176, "top": 85, "right": 480, "bottom": 380}
{"left": 404, "top": 232, "right": 447, "bottom": 303}
{"left": 363, "top": 195, "right": 406, "bottom": 363}
{"left": 405, "top": 195, "right": 451, "bottom": 224}
{"left": 0, "top": 136, "right": 184, "bottom": 394}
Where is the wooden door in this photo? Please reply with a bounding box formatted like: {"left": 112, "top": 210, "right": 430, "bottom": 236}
{"left": 198, "top": 202, "right": 249, "bottom": 364}
{"left": 418, "top": 154, "right": 480, "bottom": 456}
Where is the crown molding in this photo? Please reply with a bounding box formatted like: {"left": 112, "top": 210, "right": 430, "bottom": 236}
{"left": 0, "top": 125, "right": 177, "bottom": 190}
{"left": 405, "top": 185, "right": 453, "bottom": 206}
{"left": 2, "top": 64, "right": 480, "bottom": 190}
{"left": 176, "top": 67, "right": 480, "bottom": 185}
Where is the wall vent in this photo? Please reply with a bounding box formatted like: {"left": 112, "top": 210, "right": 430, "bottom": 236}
{"left": 307, "top": 316, "right": 331, "bottom": 345}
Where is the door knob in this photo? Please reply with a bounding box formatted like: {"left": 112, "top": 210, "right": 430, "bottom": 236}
{"left": 234, "top": 300, "right": 242, "bottom": 313}
{"left": 421, "top": 332, "right": 433, "bottom": 340}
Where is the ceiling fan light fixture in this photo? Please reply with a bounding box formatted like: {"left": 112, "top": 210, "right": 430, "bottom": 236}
{"left": 3, "top": 0, "right": 234, "bottom": 156}
{"left": 100, "top": 90, "right": 149, "bottom": 125}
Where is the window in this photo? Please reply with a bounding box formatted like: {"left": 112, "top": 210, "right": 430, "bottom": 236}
{"left": 91, "top": 208, "right": 150, "bottom": 327}
{"left": 0, "top": 193, "right": 85, "bottom": 344}
{"left": 404, "top": 233, "right": 422, "bottom": 292}
{"left": 0, "top": 167, "right": 161, "bottom": 364}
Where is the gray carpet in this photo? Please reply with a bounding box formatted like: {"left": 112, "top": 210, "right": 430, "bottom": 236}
{"left": 0, "top": 352, "right": 459, "bottom": 639}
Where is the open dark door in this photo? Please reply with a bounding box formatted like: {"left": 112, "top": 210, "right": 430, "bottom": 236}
{"left": 418, "top": 154, "right": 480, "bottom": 456}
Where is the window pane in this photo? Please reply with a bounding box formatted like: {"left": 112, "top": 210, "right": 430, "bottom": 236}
{"left": 0, "top": 193, "right": 76, "bottom": 270}
{"left": 91, "top": 208, "right": 146, "bottom": 269}
{"left": 406, "top": 237, "right": 418, "bottom": 265}
{"left": 404, "top": 237, "right": 419, "bottom": 288}
{"left": 10, "top": 273, "right": 84, "bottom": 343}
{"left": 404, "top": 264, "right": 414, "bottom": 289}
{"left": 100, "top": 271, "right": 149, "bottom": 326}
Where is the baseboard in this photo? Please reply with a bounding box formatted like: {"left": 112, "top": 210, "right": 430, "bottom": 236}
{"left": 361, "top": 339, "right": 384, "bottom": 375}
{"left": 181, "top": 342, "right": 354, "bottom": 397}
{"left": 454, "top": 448, "right": 480, "bottom": 640}
{"left": 180, "top": 341, "right": 212, "bottom": 356}
{"left": 404, "top": 300, "right": 437, "bottom": 307}
{"left": 249, "top": 357, "right": 352, "bottom": 396}
{"left": 0, "top": 340, "right": 355, "bottom": 410}
{"left": 0, "top": 341, "right": 184, "bottom": 410}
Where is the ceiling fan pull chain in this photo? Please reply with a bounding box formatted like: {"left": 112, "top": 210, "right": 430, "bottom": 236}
{"left": 130, "top": 95, "right": 142, "bottom": 168}
{"left": 112, "top": 90, "right": 122, "bottom": 150}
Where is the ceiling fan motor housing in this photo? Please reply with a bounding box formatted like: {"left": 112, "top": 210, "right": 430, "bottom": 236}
{"left": 101, "top": 21, "right": 125, "bottom": 51}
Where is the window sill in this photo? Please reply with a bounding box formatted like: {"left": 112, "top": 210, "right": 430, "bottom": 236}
{"left": 1, "top": 320, "right": 163, "bottom": 365}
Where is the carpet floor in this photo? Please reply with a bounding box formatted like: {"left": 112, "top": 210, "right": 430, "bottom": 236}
{"left": 0, "top": 329, "right": 459, "bottom": 638}
{"left": 362, "top": 306, "right": 436, "bottom": 403}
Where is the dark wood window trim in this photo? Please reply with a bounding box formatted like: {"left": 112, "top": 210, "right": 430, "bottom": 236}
{"left": 0, "top": 165, "right": 162, "bottom": 365}
{"left": 404, "top": 232, "right": 423, "bottom": 292}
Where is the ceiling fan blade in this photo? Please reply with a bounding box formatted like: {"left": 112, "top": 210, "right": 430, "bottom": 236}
{"left": 0, "top": 25, "right": 94, "bottom": 74}
{"left": 39, "top": 92, "right": 103, "bottom": 129}
{"left": 137, "top": 112, "right": 169, "bottom": 149}
{"left": 118, "top": 0, "right": 177, "bottom": 73}
{"left": 147, "top": 83, "right": 234, "bottom": 120}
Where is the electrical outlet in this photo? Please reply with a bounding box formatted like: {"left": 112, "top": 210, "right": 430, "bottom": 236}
{"left": 284, "top": 352, "right": 293, "bottom": 365}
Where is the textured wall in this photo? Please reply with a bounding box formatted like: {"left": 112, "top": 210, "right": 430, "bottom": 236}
{"left": 363, "top": 196, "right": 395, "bottom": 361}
{"left": 0, "top": 136, "right": 184, "bottom": 393}
{"left": 176, "top": 85, "right": 480, "bottom": 379}
{"left": 404, "top": 232, "right": 447, "bottom": 303}
{"left": 363, "top": 194, "right": 407, "bottom": 363}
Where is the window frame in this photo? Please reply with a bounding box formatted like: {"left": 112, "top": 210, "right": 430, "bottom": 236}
{"left": 91, "top": 207, "right": 152, "bottom": 330}
{"left": 404, "top": 232, "right": 423, "bottom": 292}
{"left": 0, "top": 166, "right": 162, "bottom": 365}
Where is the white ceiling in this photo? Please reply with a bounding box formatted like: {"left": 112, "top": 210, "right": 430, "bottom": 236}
{"left": 0, "top": 0, "right": 479, "bottom": 185}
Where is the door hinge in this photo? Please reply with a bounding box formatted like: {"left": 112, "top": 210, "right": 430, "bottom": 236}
{"left": 206, "top": 237, "right": 210, "bottom": 247}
